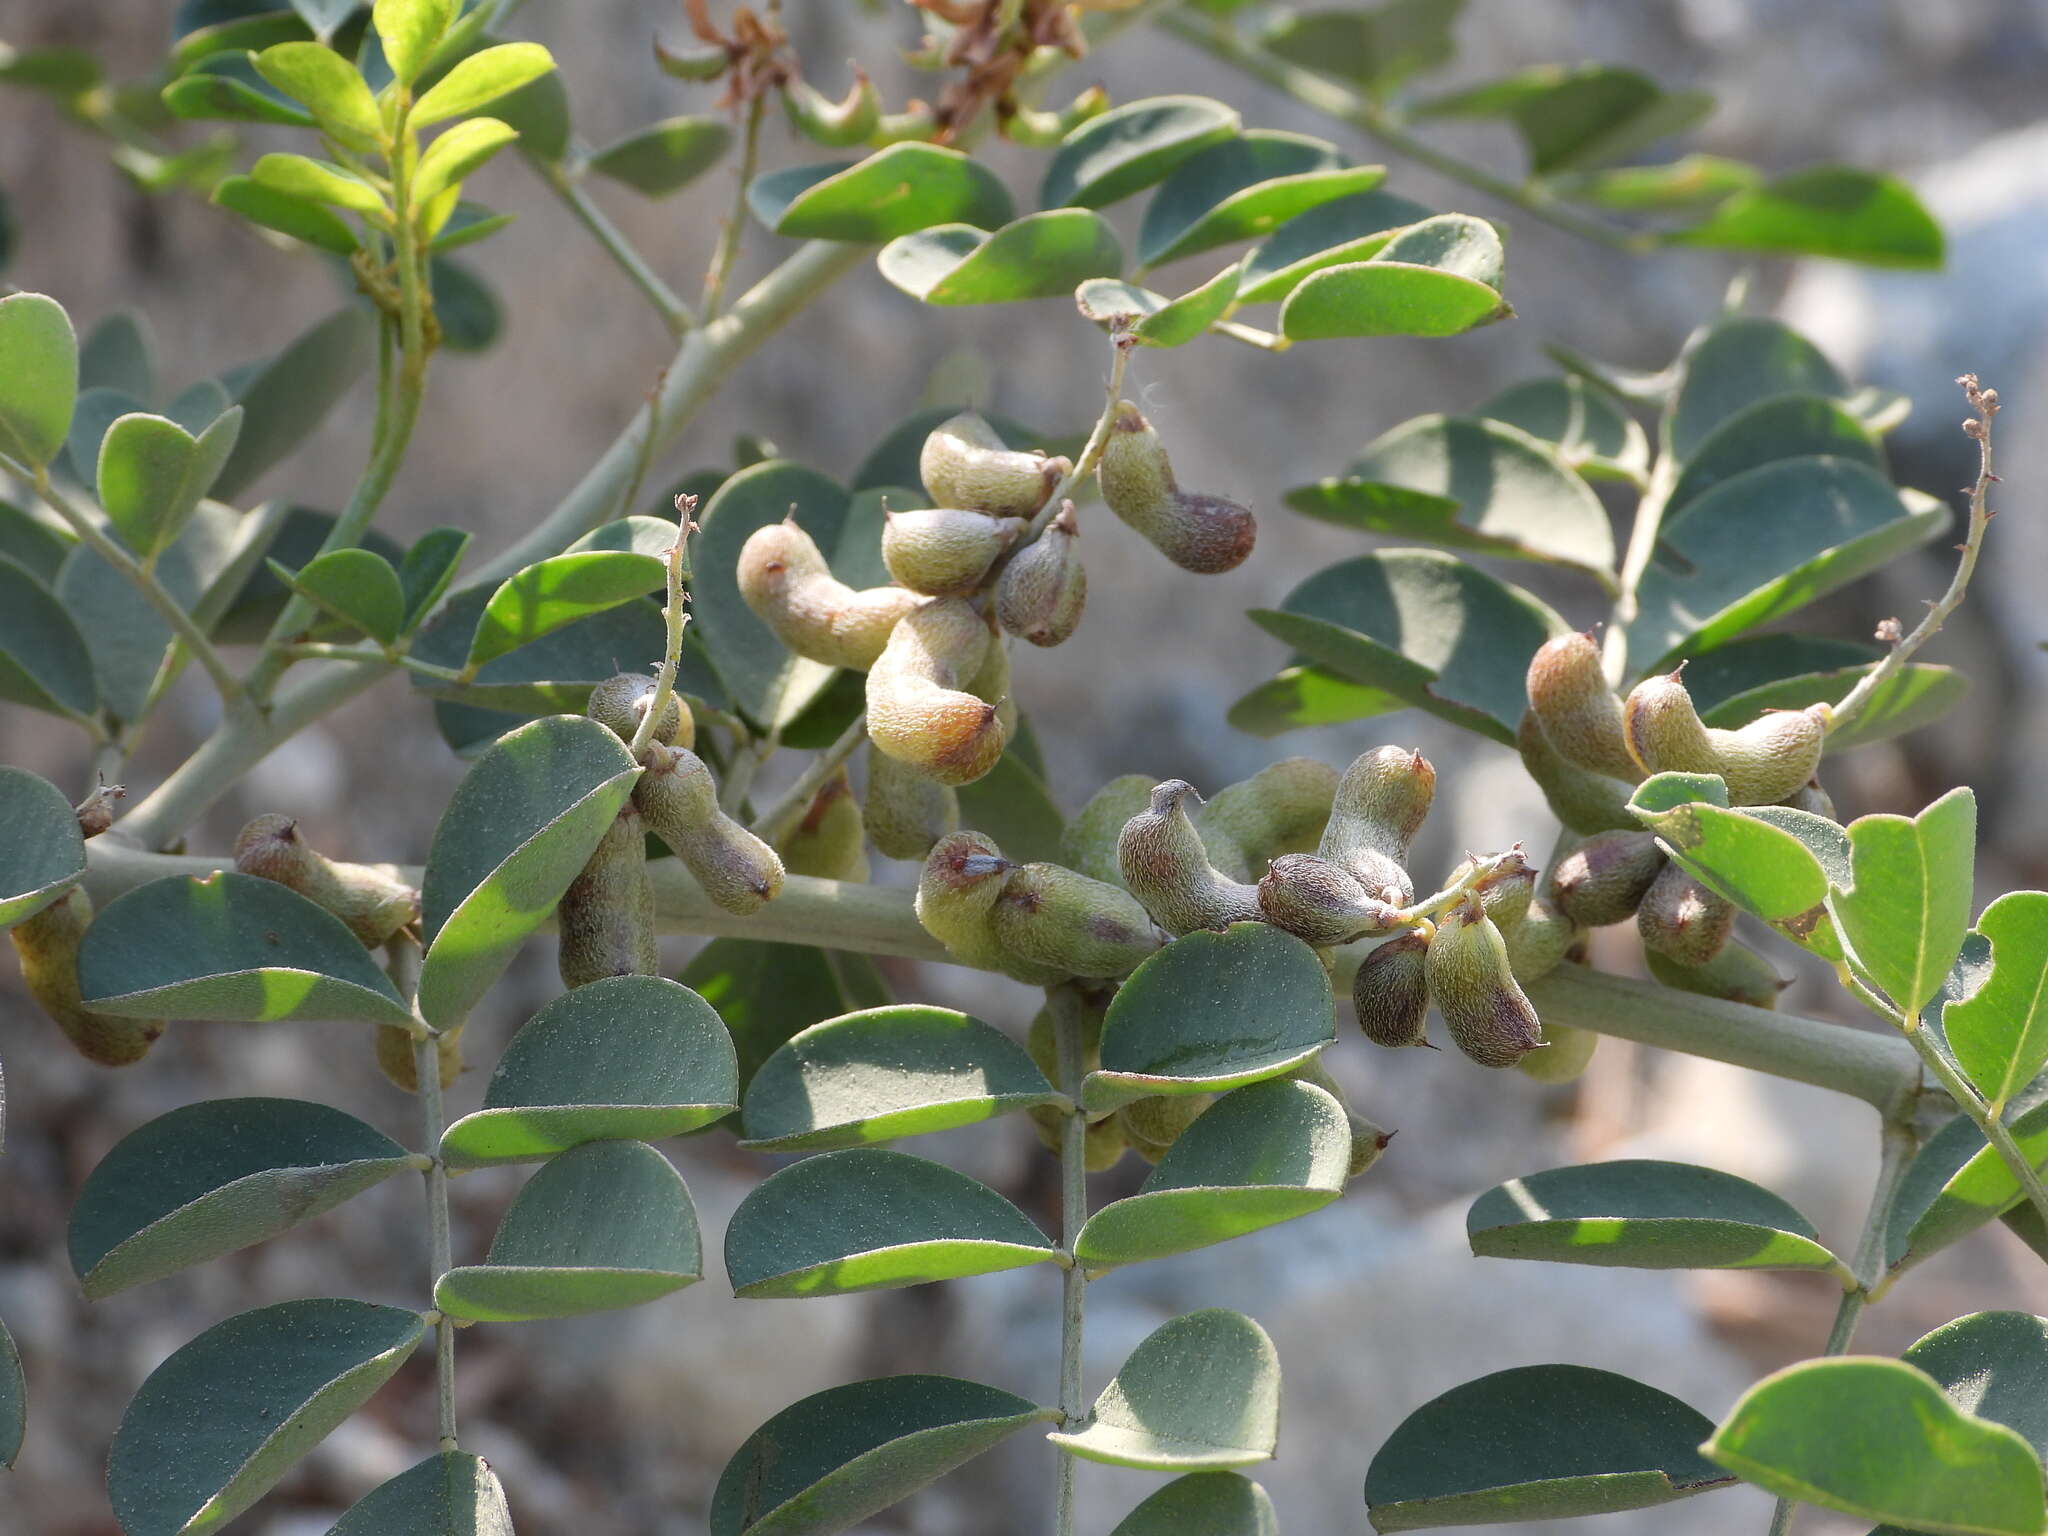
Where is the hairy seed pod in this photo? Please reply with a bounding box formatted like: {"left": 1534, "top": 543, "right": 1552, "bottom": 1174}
{"left": 1258, "top": 854, "right": 1402, "bottom": 946}
{"left": 1319, "top": 746, "right": 1434, "bottom": 905}
{"left": 1448, "top": 849, "right": 1538, "bottom": 934}
{"left": 1647, "top": 940, "right": 1788, "bottom": 1010}
{"left": 1196, "top": 756, "right": 1339, "bottom": 881}
{"left": 920, "top": 411, "right": 1069, "bottom": 517}
{"left": 1352, "top": 930, "right": 1432, "bottom": 1049}
{"left": 963, "top": 622, "right": 1018, "bottom": 742}
{"left": 737, "top": 520, "right": 924, "bottom": 671}
{"left": 914, "top": 832, "right": 1065, "bottom": 984}
{"left": 1097, "top": 402, "right": 1256, "bottom": 574}
{"left": 1033, "top": 1109, "right": 1129, "bottom": 1170}
{"left": 558, "top": 804, "right": 660, "bottom": 989}
{"left": 1117, "top": 780, "right": 1264, "bottom": 936}
{"left": 1504, "top": 897, "right": 1580, "bottom": 985}
{"left": 12, "top": 888, "right": 164, "bottom": 1065}
{"left": 1288, "top": 1057, "right": 1394, "bottom": 1178}
{"left": 1623, "top": 671, "right": 1830, "bottom": 806}
{"left": 1546, "top": 830, "right": 1667, "bottom": 928}
{"left": 1526, "top": 630, "right": 1640, "bottom": 782}
{"left": 781, "top": 68, "right": 879, "bottom": 147}
{"left": 1781, "top": 779, "right": 1837, "bottom": 820}
{"left": 1000, "top": 83, "right": 1109, "bottom": 146}
{"left": 634, "top": 743, "right": 785, "bottom": 915}
{"left": 882, "top": 507, "right": 1026, "bottom": 596}
{"left": 992, "top": 862, "right": 1159, "bottom": 979}
{"left": 1515, "top": 1022, "right": 1600, "bottom": 1085}
{"left": 996, "top": 501, "right": 1087, "bottom": 647}
{"left": 865, "top": 597, "right": 1007, "bottom": 786}
{"left": 864, "top": 752, "right": 959, "bottom": 861}
{"left": 777, "top": 769, "right": 870, "bottom": 883}
{"left": 1118, "top": 1092, "right": 1212, "bottom": 1163}
{"left": 1636, "top": 862, "right": 1735, "bottom": 966}
{"left": 1427, "top": 895, "right": 1544, "bottom": 1069}
{"left": 375, "top": 1022, "right": 463, "bottom": 1093}
{"left": 587, "top": 671, "right": 692, "bottom": 750}
{"left": 1516, "top": 709, "right": 1638, "bottom": 835}
{"left": 234, "top": 813, "right": 417, "bottom": 948}
{"left": 1063, "top": 774, "right": 1154, "bottom": 888}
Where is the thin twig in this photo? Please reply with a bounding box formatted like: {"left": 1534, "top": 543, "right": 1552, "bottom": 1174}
{"left": 750, "top": 711, "right": 869, "bottom": 844}
{"left": 1049, "top": 983, "right": 1092, "bottom": 1536}
{"left": 388, "top": 934, "right": 459, "bottom": 1453}
{"left": 540, "top": 161, "right": 694, "bottom": 336}
{"left": 701, "top": 92, "right": 767, "bottom": 321}
{"left": 278, "top": 641, "right": 464, "bottom": 682}
{"left": 630, "top": 511, "right": 695, "bottom": 758}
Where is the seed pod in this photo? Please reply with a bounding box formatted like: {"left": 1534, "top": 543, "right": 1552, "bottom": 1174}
{"left": 234, "top": 814, "right": 417, "bottom": 948}
{"left": 1623, "top": 671, "right": 1829, "bottom": 807}
{"left": 963, "top": 622, "right": 1018, "bottom": 743}
{"left": 1781, "top": 779, "right": 1837, "bottom": 820}
{"left": 737, "top": 519, "right": 924, "bottom": 671}
{"left": 634, "top": 743, "right": 785, "bottom": 915}
{"left": 1118, "top": 1092, "right": 1212, "bottom": 1163}
{"left": 75, "top": 783, "right": 123, "bottom": 840}
{"left": 1647, "top": 940, "right": 1787, "bottom": 1010}
{"left": 777, "top": 768, "right": 870, "bottom": 883}
{"left": 1062, "top": 774, "right": 1154, "bottom": 888}
{"left": 1515, "top": 1022, "right": 1599, "bottom": 1085}
{"left": 865, "top": 597, "right": 1007, "bottom": 786}
{"left": 1288, "top": 1057, "right": 1394, "bottom": 1179}
{"left": 1636, "top": 862, "right": 1735, "bottom": 966}
{"left": 1117, "top": 779, "right": 1264, "bottom": 936}
{"left": 1427, "top": 895, "right": 1544, "bottom": 1069}
{"left": 995, "top": 502, "right": 1087, "bottom": 647}
{"left": 999, "top": 83, "right": 1109, "bottom": 146}
{"left": 871, "top": 102, "right": 940, "bottom": 145}
{"left": 11, "top": 888, "right": 163, "bottom": 1066}
{"left": 1097, "top": 402, "right": 1255, "bottom": 574}
{"left": 1352, "top": 929, "right": 1432, "bottom": 1049}
{"left": 1196, "top": 756, "right": 1339, "bottom": 880}
{"left": 1034, "top": 1107, "right": 1129, "bottom": 1170}
{"left": 1504, "top": 897, "right": 1580, "bottom": 985}
{"left": 1545, "top": 830, "right": 1667, "bottom": 928}
{"left": 992, "top": 862, "right": 1159, "bottom": 979}
{"left": 375, "top": 1022, "right": 464, "bottom": 1093}
{"left": 781, "top": 68, "right": 879, "bottom": 147}
{"left": 654, "top": 38, "right": 730, "bottom": 80}
{"left": 558, "top": 803, "right": 660, "bottom": 989}
{"left": 914, "top": 832, "right": 1065, "bottom": 984}
{"left": 1526, "top": 630, "right": 1639, "bottom": 782}
{"left": 1319, "top": 746, "right": 1434, "bottom": 905}
{"left": 587, "top": 671, "right": 692, "bottom": 750}
{"left": 1516, "top": 709, "right": 1638, "bottom": 835}
{"left": 919, "top": 411, "right": 1069, "bottom": 518}
{"left": 1448, "top": 849, "right": 1537, "bottom": 934}
{"left": 1258, "top": 854, "right": 1402, "bottom": 946}
{"left": 865, "top": 752, "right": 959, "bottom": 861}
{"left": 882, "top": 507, "right": 1026, "bottom": 596}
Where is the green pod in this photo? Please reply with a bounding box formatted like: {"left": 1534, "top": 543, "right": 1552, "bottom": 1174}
{"left": 882, "top": 507, "right": 1025, "bottom": 597}
{"left": 1118, "top": 1092, "right": 1213, "bottom": 1164}
{"left": 587, "top": 671, "right": 692, "bottom": 750}
{"left": 558, "top": 802, "right": 660, "bottom": 990}
{"left": 737, "top": 518, "right": 924, "bottom": 671}
{"left": 963, "top": 623, "right": 1018, "bottom": 744}
{"left": 781, "top": 69, "right": 880, "bottom": 148}
{"left": 995, "top": 501, "right": 1087, "bottom": 648}
{"left": 777, "top": 768, "right": 870, "bottom": 883}
{"left": 375, "top": 1021, "right": 463, "bottom": 1093}
{"left": 870, "top": 103, "right": 941, "bottom": 145}
{"left": 991, "top": 861, "right": 1160, "bottom": 979}
{"left": 1426, "top": 896, "right": 1543, "bottom": 1069}
{"left": 1318, "top": 745, "right": 1434, "bottom": 904}
{"left": 914, "top": 832, "right": 1064, "bottom": 985}
{"left": 1116, "top": 779, "right": 1264, "bottom": 936}
{"left": 1504, "top": 896, "right": 1580, "bottom": 985}
{"left": 1623, "top": 671, "right": 1829, "bottom": 806}
{"left": 919, "top": 411, "right": 1069, "bottom": 518}
{"left": 233, "top": 813, "right": 418, "bottom": 948}
{"left": 1257, "top": 853, "right": 1402, "bottom": 946}
{"left": 1646, "top": 939, "right": 1787, "bottom": 1010}
{"left": 1062, "top": 774, "right": 1154, "bottom": 888}
{"left": 11, "top": 888, "right": 163, "bottom": 1066}
{"left": 865, "top": 596, "right": 1007, "bottom": 786}
{"left": 654, "top": 38, "right": 730, "bottom": 81}
{"left": 1097, "top": 402, "right": 1256, "bottom": 574}
{"left": 999, "top": 84, "right": 1109, "bottom": 146}
{"left": 1449, "top": 849, "right": 1537, "bottom": 934}
{"left": 1545, "top": 829, "right": 1667, "bottom": 928}
{"left": 1352, "top": 929, "right": 1431, "bottom": 1049}
{"left": 864, "top": 751, "right": 959, "bottom": 861}
{"left": 1195, "top": 756, "right": 1339, "bottom": 880}
{"left": 1516, "top": 709, "right": 1638, "bottom": 835}
{"left": 1515, "top": 1021, "right": 1599, "bottom": 1085}
{"left": 634, "top": 742, "right": 786, "bottom": 916}
{"left": 1635, "top": 861, "right": 1735, "bottom": 966}
{"left": 1525, "top": 630, "right": 1639, "bottom": 782}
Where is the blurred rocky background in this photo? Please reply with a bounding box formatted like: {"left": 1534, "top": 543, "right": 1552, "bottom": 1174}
{"left": 5, "top": 1, "right": 2048, "bottom": 1533}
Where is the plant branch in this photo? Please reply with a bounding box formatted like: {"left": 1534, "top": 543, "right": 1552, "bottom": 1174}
{"left": 750, "top": 711, "right": 868, "bottom": 845}
{"left": 701, "top": 93, "right": 767, "bottom": 321}
{"left": 1010, "top": 333, "right": 1133, "bottom": 560}
{"left": 278, "top": 642, "right": 464, "bottom": 682}
{"left": 390, "top": 934, "right": 459, "bottom": 1452}
{"left": 540, "top": 161, "right": 694, "bottom": 336}
{"left": 1603, "top": 450, "right": 1680, "bottom": 684}
{"left": 630, "top": 516, "right": 694, "bottom": 757}
{"left": 1049, "top": 983, "right": 1091, "bottom": 1536}
{"left": 1829, "top": 375, "right": 1998, "bottom": 739}
{"left": 1904, "top": 1023, "right": 2048, "bottom": 1236}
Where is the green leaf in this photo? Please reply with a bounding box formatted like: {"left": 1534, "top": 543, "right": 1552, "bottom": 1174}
{"left": 1667, "top": 315, "right": 1847, "bottom": 462}
{"left": 0, "top": 766, "right": 86, "bottom": 927}
{"left": 0, "top": 43, "right": 103, "bottom": 98}
{"left": 1630, "top": 774, "right": 1832, "bottom": 925}
{"left": 1249, "top": 549, "right": 1567, "bottom": 744}
{"left": 411, "top": 40, "right": 552, "bottom": 126}
{"left": 1227, "top": 663, "right": 1404, "bottom": 737}
{"left": 63, "top": 385, "right": 144, "bottom": 486}
{"left": 413, "top": 586, "right": 669, "bottom": 716}
{"left": 398, "top": 525, "right": 469, "bottom": 630}
{"left": 1477, "top": 374, "right": 1649, "bottom": 484}
{"left": 328, "top": 1452, "right": 513, "bottom": 1536}
{"left": 1704, "top": 1357, "right": 2045, "bottom": 1535}
{"left": 1674, "top": 167, "right": 1943, "bottom": 269}
{"left": 76, "top": 872, "right": 413, "bottom": 1026}
{"left": 739, "top": 1005, "right": 1058, "bottom": 1152}
{"left": 1626, "top": 459, "right": 1947, "bottom": 673}
{"left": 1110, "top": 1473, "right": 1279, "bottom": 1536}
{"left": 1553, "top": 154, "right": 1760, "bottom": 212}
{"left": 435, "top": 1140, "right": 700, "bottom": 1321}
{"left": 1364, "top": 1364, "right": 1733, "bottom": 1530}
{"left": 0, "top": 558, "right": 98, "bottom": 720}
{"left": 1281, "top": 259, "right": 1504, "bottom": 340}
{"left": 1887, "top": 1097, "right": 2048, "bottom": 1278}
{"left": 1076, "top": 1077, "right": 1350, "bottom": 1271}
{"left": 1140, "top": 131, "right": 1384, "bottom": 268}
{"left": 290, "top": 0, "right": 357, "bottom": 40}
{"left": 1288, "top": 415, "right": 1613, "bottom": 579}
{"left": 1467, "top": 1158, "right": 1840, "bottom": 1273}
{"left": 413, "top": 116, "right": 519, "bottom": 207}
{"left": 465, "top": 549, "right": 665, "bottom": 670}
{"left": 282, "top": 546, "right": 406, "bottom": 645}
{"left": 0, "top": 292, "right": 78, "bottom": 469}
{"left": 1237, "top": 189, "right": 1432, "bottom": 304}
{"left": 440, "top": 974, "right": 737, "bottom": 1167}
{"left": 1042, "top": 95, "right": 1241, "bottom": 210}
{"left": 171, "top": 11, "right": 315, "bottom": 72}
{"left": 97, "top": 409, "right": 243, "bottom": 561}
{"left": 0, "top": 499, "right": 74, "bottom": 584}
{"left": 427, "top": 256, "right": 501, "bottom": 352}
{"left": 1942, "top": 892, "right": 2048, "bottom": 1109}
{"left": 1050, "top": 1309, "right": 1280, "bottom": 1470}
{"left": 586, "top": 116, "right": 730, "bottom": 197}
{"left": 212, "top": 174, "right": 359, "bottom": 252}
{"left": 79, "top": 309, "right": 157, "bottom": 402}
{"left": 1074, "top": 262, "right": 1240, "bottom": 347}
{"left": 878, "top": 210, "right": 1123, "bottom": 305}
{"left": 749, "top": 144, "right": 1013, "bottom": 242}
{"left": 69, "top": 1098, "right": 410, "bottom": 1299}
{"left": 417, "top": 715, "right": 640, "bottom": 1030}
{"left": 1417, "top": 65, "right": 1713, "bottom": 176}
{"left": 711, "top": 1375, "right": 1051, "bottom": 1536}
{"left": 430, "top": 200, "right": 515, "bottom": 254}
{"left": 1086, "top": 923, "right": 1333, "bottom": 1113}
{"left": 0, "top": 1319, "right": 20, "bottom": 1471}
{"left": 725, "top": 1148, "right": 1055, "bottom": 1298}
{"left": 213, "top": 309, "right": 377, "bottom": 500}
{"left": 373, "top": 0, "right": 456, "bottom": 85}
{"left": 1829, "top": 787, "right": 1977, "bottom": 1017}
{"left": 1698, "top": 658, "right": 1966, "bottom": 754}
{"left": 1260, "top": 0, "right": 1462, "bottom": 96}
{"left": 1664, "top": 393, "right": 1881, "bottom": 519}
{"left": 108, "top": 1298, "right": 426, "bottom": 1536}
{"left": 250, "top": 151, "right": 388, "bottom": 216}
{"left": 51, "top": 544, "right": 169, "bottom": 724}
{"left": 955, "top": 743, "right": 1066, "bottom": 863}
{"left": 682, "top": 937, "right": 889, "bottom": 1097}
{"left": 253, "top": 41, "right": 382, "bottom": 150}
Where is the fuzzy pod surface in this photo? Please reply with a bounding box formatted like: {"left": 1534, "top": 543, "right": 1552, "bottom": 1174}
{"left": 1516, "top": 709, "right": 1639, "bottom": 835}
{"left": 12, "top": 888, "right": 163, "bottom": 1066}
{"left": 1116, "top": 779, "right": 1264, "bottom": 936}
{"left": 1318, "top": 746, "right": 1434, "bottom": 904}
{"left": 1352, "top": 930, "right": 1432, "bottom": 1050}
{"left": 736, "top": 519, "right": 924, "bottom": 671}
{"left": 865, "top": 597, "right": 1007, "bottom": 786}
{"left": 782, "top": 70, "right": 879, "bottom": 147}
{"left": 1504, "top": 897, "right": 1580, "bottom": 985}
{"left": 233, "top": 813, "right": 418, "bottom": 948}
{"left": 1623, "top": 671, "right": 1829, "bottom": 806}
{"left": 914, "top": 832, "right": 1065, "bottom": 985}
{"left": 558, "top": 803, "right": 660, "bottom": 989}
{"left": 1097, "top": 401, "right": 1256, "bottom": 574}
{"left": 778, "top": 769, "right": 870, "bottom": 883}
{"left": 1516, "top": 1021, "right": 1599, "bottom": 1085}
{"left": 1545, "top": 829, "right": 1667, "bottom": 928}
{"left": 1635, "top": 862, "right": 1735, "bottom": 966}
{"left": 882, "top": 507, "right": 1025, "bottom": 596}
{"left": 1525, "top": 630, "right": 1640, "bottom": 782}
{"left": 1196, "top": 756, "right": 1339, "bottom": 880}
{"left": 991, "top": 862, "right": 1159, "bottom": 979}
{"left": 1427, "top": 896, "right": 1544, "bottom": 1069}
{"left": 1258, "top": 854, "right": 1402, "bottom": 946}
{"left": 919, "top": 411, "right": 1068, "bottom": 518}
{"left": 864, "top": 751, "right": 959, "bottom": 861}
{"left": 1646, "top": 940, "right": 1787, "bottom": 1010}
{"left": 995, "top": 501, "right": 1087, "bottom": 647}
{"left": 1063, "top": 774, "right": 1154, "bottom": 888}
{"left": 634, "top": 742, "right": 786, "bottom": 915}
{"left": 587, "top": 671, "right": 692, "bottom": 750}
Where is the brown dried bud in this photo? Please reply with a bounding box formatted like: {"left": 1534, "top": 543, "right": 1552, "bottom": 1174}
{"left": 1545, "top": 829, "right": 1667, "bottom": 928}
{"left": 1116, "top": 779, "right": 1264, "bottom": 936}
{"left": 634, "top": 742, "right": 785, "bottom": 915}
{"left": 995, "top": 501, "right": 1087, "bottom": 647}
{"left": 1098, "top": 402, "right": 1256, "bottom": 574}
{"left": 74, "top": 783, "right": 124, "bottom": 840}
{"left": 1352, "top": 930, "right": 1432, "bottom": 1050}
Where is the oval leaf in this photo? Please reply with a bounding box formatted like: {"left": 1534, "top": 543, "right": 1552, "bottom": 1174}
{"left": 1946, "top": 892, "right": 2048, "bottom": 1110}
{"left": 749, "top": 143, "right": 1013, "bottom": 242}
{"left": 1109, "top": 1472, "right": 1279, "bottom": 1536}
{"left": 1282, "top": 260, "right": 1504, "bottom": 340}
{"left": 0, "top": 555, "right": 98, "bottom": 719}
{"left": 1049, "top": 1309, "right": 1280, "bottom": 1470}
{"left": 1630, "top": 774, "right": 1832, "bottom": 923}
{"left": 1042, "top": 95, "right": 1241, "bottom": 210}
{"left": 0, "top": 292, "right": 77, "bottom": 469}
{"left": 683, "top": 937, "right": 890, "bottom": 1096}
{"left": 328, "top": 1451, "right": 513, "bottom": 1536}
{"left": 878, "top": 210, "right": 1123, "bottom": 305}
{"left": 1829, "top": 787, "right": 1977, "bottom": 1019}
{"left": 212, "top": 308, "right": 377, "bottom": 501}
{"left": 1138, "top": 131, "right": 1383, "bottom": 268}
{"left": 1887, "top": 1098, "right": 2048, "bottom": 1279}
{"left": 1237, "top": 189, "right": 1433, "bottom": 304}
{"left": 1674, "top": 167, "right": 1943, "bottom": 270}
{"left": 586, "top": 116, "right": 730, "bottom": 197}
{"left": 1074, "top": 261, "right": 1240, "bottom": 348}
{"left": 212, "top": 174, "right": 361, "bottom": 253}
{"left": 1478, "top": 374, "right": 1649, "bottom": 483}
{"left": 0, "top": 765, "right": 86, "bottom": 927}
{"left": 411, "top": 40, "right": 554, "bottom": 127}
{"left": 1664, "top": 392, "right": 1881, "bottom": 519}
{"left": 465, "top": 549, "right": 666, "bottom": 669}
{"left": 1667, "top": 315, "right": 1848, "bottom": 463}
{"left": 286, "top": 545, "right": 406, "bottom": 645}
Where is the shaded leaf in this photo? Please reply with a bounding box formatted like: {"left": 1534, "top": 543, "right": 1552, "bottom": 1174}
{"left": 749, "top": 144, "right": 1012, "bottom": 242}
{"left": 78, "top": 309, "right": 157, "bottom": 403}
{"left": 286, "top": 546, "right": 405, "bottom": 645}
{"left": 1139, "top": 131, "right": 1383, "bottom": 268}
{"left": 1664, "top": 393, "right": 1881, "bottom": 519}
{"left": 878, "top": 211, "right": 1122, "bottom": 305}
{"left": 466, "top": 549, "right": 665, "bottom": 669}
{"left": 213, "top": 308, "right": 378, "bottom": 501}
{"left": 1226, "top": 663, "right": 1404, "bottom": 738}
{"left": 1109, "top": 1473, "right": 1279, "bottom": 1536}
{"left": 1041, "top": 95, "right": 1240, "bottom": 210}
{"left": 682, "top": 937, "right": 890, "bottom": 1098}
{"left": 955, "top": 744, "right": 1065, "bottom": 864}
{"left": 1417, "top": 64, "right": 1712, "bottom": 176}
{"left": 1259, "top": 0, "right": 1462, "bottom": 96}
{"left": 0, "top": 558, "right": 98, "bottom": 719}
{"left": 0, "top": 1319, "right": 19, "bottom": 1471}
{"left": 1049, "top": 1310, "right": 1279, "bottom": 1470}
{"left": 0, "top": 766, "right": 86, "bottom": 927}
{"left": 1477, "top": 374, "right": 1648, "bottom": 484}
{"left": 328, "top": 1452, "right": 513, "bottom": 1536}
{"left": 1703, "top": 660, "right": 1966, "bottom": 752}
{"left": 1667, "top": 315, "right": 1847, "bottom": 462}
{"left": 1887, "top": 1098, "right": 2048, "bottom": 1278}
{"left": 1553, "top": 154, "right": 1759, "bottom": 212}
{"left": 586, "top": 116, "right": 730, "bottom": 196}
